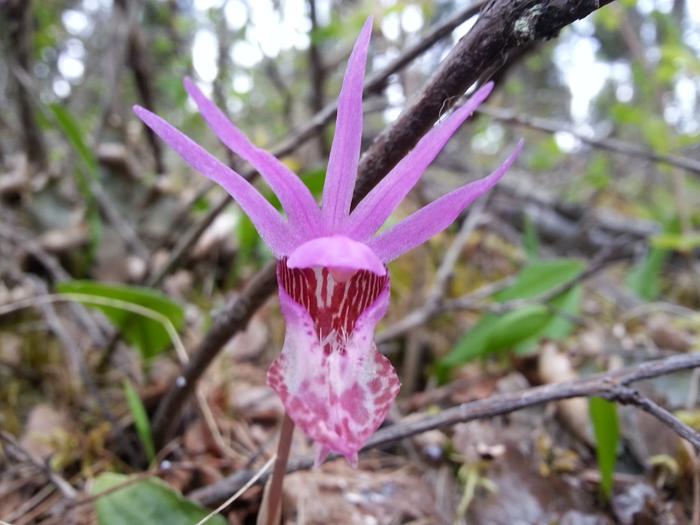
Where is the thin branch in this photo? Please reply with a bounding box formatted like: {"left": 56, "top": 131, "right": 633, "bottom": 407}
{"left": 0, "top": 431, "right": 77, "bottom": 500}
{"left": 0, "top": 222, "right": 109, "bottom": 346}
{"left": 605, "top": 386, "right": 700, "bottom": 450}
{"left": 379, "top": 234, "right": 626, "bottom": 343}
{"left": 151, "top": 261, "right": 278, "bottom": 445}
{"left": 479, "top": 105, "right": 700, "bottom": 176}
{"left": 189, "top": 351, "right": 700, "bottom": 507}
{"left": 2, "top": 0, "right": 47, "bottom": 171}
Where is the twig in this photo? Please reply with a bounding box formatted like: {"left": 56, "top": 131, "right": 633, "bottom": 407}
{"left": 400, "top": 198, "right": 487, "bottom": 391}
{"left": 379, "top": 236, "right": 624, "bottom": 343}
{"left": 0, "top": 223, "right": 109, "bottom": 346}
{"left": 478, "top": 105, "right": 700, "bottom": 176}
{"left": 306, "top": 0, "right": 329, "bottom": 158}
{"left": 194, "top": 455, "right": 276, "bottom": 525}
{"left": 0, "top": 432, "right": 77, "bottom": 500}
{"left": 605, "top": 386, "right": 700, "bottom": 450}
{"left": 189, "top": 351, "right": 700, "bottom": 507}
{"left": 116, "top": 0, "right": 165, "bottom": 174}
{"left": 151, "top": 261, "right": 278, "bottom": 445}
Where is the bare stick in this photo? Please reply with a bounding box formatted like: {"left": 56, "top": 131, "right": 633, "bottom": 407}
{"left": 605, "top": 386, "right": 700, "bottom": 449}
{"left": 194, "top": 455, "right": 276, "bottom": 525}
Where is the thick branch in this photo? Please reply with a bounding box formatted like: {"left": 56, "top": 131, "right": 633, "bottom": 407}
{"left": 3, "top": 0, "right": 47, "bottom": 170}
{"left": 190, "top": 351, "right": 700, "bottom": 507}
{"left": 352, "top": 0, "right": 616, "bottom": 205}
{"left": 151, "top": 261, "right": 278, "bottom": 446}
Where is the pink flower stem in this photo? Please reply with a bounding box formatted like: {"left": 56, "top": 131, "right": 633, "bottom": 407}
{"left": 265, "top": 413, "right": 295, "bottom": 525}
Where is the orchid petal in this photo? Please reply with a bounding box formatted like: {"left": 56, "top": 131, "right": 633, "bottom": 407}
{"left": 368, "top": 140, "right": 524, "bottom": 262}
{"left": 346, "top": 82, "right": 495, "bottom": 240}
{"left": 268, "top": 263, "right": 400, "bottom": 464}
{"left": 133, "top": 105, "right": 296, "bottom": 256}
{"left": 321, "top": 17, "right": 373, "bottom": 231}
{"left": 287, "top": 235, "right": 386, "bottom": 276}
{"left": 183, "top": 78, "right": 321, "bottom": 236}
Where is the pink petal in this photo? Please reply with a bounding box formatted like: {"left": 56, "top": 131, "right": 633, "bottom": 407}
{"left": 133, "top": 105, "right": 296, "bottom": 256}
{"left": 267, "top": 261, "right": 400, "bottom": 464}
{"left": 368, "top": 140, "right": 524, "bottom": 262}
{"left": 287, "top": 235, "right": 386, "bottom": 277}
{"left": 184, "top": 78, "right": 322, "bottom": 237}
{"left": 345, "top": 82, "right": 495, "bottom": 240}
{"left": 321, "top": 17, "right": 373, "bottom": 231}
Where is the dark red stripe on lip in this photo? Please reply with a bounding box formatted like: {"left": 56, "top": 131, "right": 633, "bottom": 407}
{"left": 278, "top": 258, "right": 388, "bottom": 350}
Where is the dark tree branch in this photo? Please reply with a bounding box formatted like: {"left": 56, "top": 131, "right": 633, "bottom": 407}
{"left": 306, "top": 0, "right": 329, "bottom": 157}
{"left": 118, "top": 0, "right": 166, "bottom": 175}
{"left": 2, "top": 0, "right": 48, "bottom": 171}
{"left": 151, "top": 261, "right": 278, "bottom": 446}
{"left": 189, "top": 351, "right": 700, "bottom": 507}
{"left": 150, "top": 0, "right": 614, "bottom": 447}
{"left": 351, "top": 0, "right": 616, "bottom": 205}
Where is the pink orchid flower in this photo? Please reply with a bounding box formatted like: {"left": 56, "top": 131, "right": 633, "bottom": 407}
{"left": 134, "top": 18, "right": 522, "bottom": 466}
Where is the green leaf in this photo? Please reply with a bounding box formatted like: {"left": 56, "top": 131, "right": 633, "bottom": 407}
{"left": 123, "top": 380, "right": 155, "bottom": 463}
{"left": 527, "top": 137, "right": 564, "bottom": 172}
{"left": 584, "top": 153, "right": 611, "bottom": 190}
{"left": 92, "top": 473, "right": 227, "bottom": 525}
{"left": 56, "top": 281, "right": 185, "bottom": 359}
{"left": 523, "top": 215, "right": 541, "bottom": 261}
{"left": 237, "top": 213, "right": 261, "bottom": 255}
{"left": 627, "top": 247, "right": 668, "bottom": 301}
{"left": 299, "top": 168, "right": 327, "bottom": 197}
{"left": 651, "top": 232, "right": 700, "bottom": 252}
{"left": 589, "top": 397, "right": 620, "bottom": 499}
{"left": 48, "top": 103, "right": 102, "bottom": 254}
{"left": 437, "top": 315, "right": 501, "bottom": 380}
{"left": 484, "top": 305, "right": 553, "bottom": 354}
{"left": 514, "top": 285, "right": 582, "bottom": 355}
{"left": 438, "top": 259, "right": 584, "bottom": 379}
{"left": 48, "top": 103, "right": 97, "bottom": 172}
{"left": 494, "top": 259, "right": 585, "bottom": 302}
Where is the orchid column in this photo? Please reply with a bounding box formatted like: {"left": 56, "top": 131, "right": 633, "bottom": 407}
{"left": 134, "top": 18, "right": 522, "bottom": 467}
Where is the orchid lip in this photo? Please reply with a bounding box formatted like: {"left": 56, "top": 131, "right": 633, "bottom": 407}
{"left": 268, "top": 261, "right": 400, "bottom": 461}
{"left": 286, "top": 235, "right": 386, "bottom": 277}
